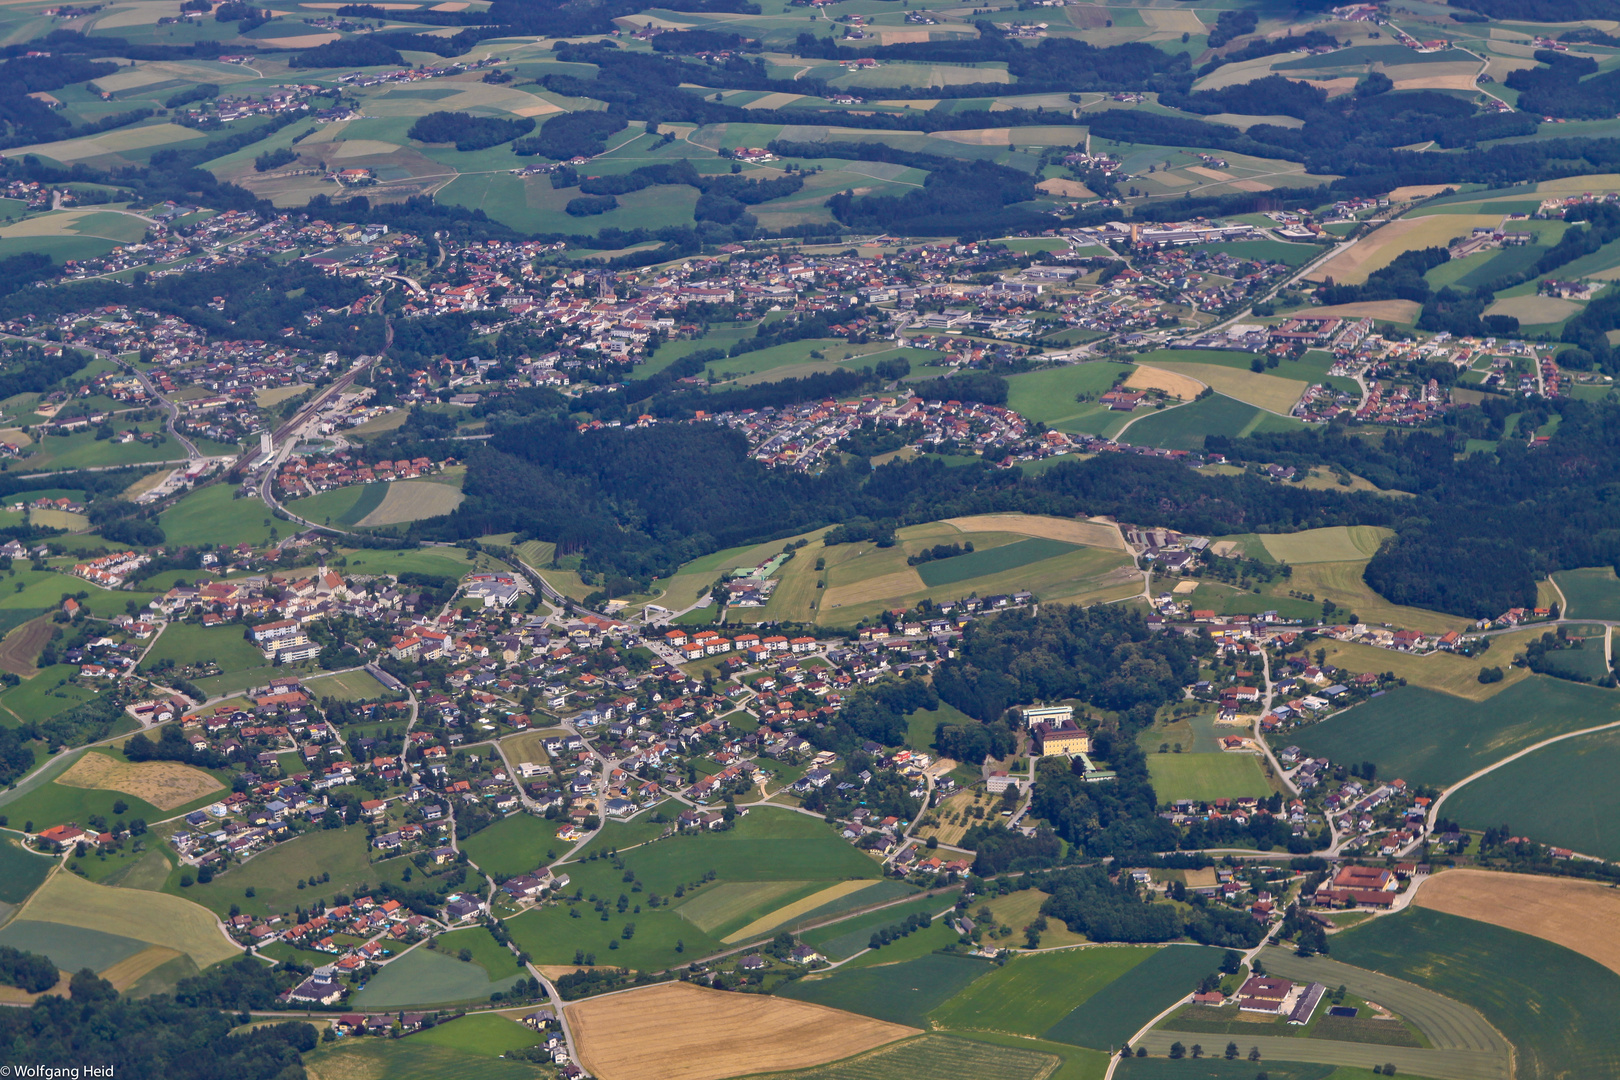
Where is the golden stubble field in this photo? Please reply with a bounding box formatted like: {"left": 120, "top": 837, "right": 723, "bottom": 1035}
{"left": 57, "top": 751, "right": 223, "bottom": 811}
{"left": 567, "top": 982, "right": 918, "bottom": 1080}
{"left": 1413, "top": 869, "right": 1620, "bottom": 975}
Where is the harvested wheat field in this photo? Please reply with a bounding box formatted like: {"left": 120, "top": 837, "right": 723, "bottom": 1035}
{"left": 1187, "top": 166, "right": 1235, "bottom": 181}
{"left": 1125, "top": 365, "right": 1204, "bottom": 400}
{"left": 101, "top": 946, "right": 182, "bottom": 991}
{"left": 1036, "top": 177, "right": 1094, "bottom": 199}
{"left": 1414, "top": 869, "right": 1620, "bottom": 975}
{"left": 57, "top": 752, "right": 223, "bottom": 811}
{"left": 1292, "top": 300, "right": 1423, "bottom": 322}
{"left": 356, "top": 480, "right": 465, "bottom": 527}
{"left": 822, "top": 569, "right": 925, "bottom": 609}
{"left": 1484, "top": 295, "right": 1581, "bottom": 325}
{"left": 569, "top": 982, "right": 916, "bottom": 1080}
{"left": 1310, "top": 214, "right": 1498, "bottom": 285}
{"left": 941, "top": 513, "right": 1125, "bottom": 550}
{"left": 721, "top": 880, "right": 874, "bottom": 944}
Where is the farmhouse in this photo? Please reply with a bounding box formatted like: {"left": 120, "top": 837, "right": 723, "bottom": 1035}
{"left": 1238, "top": 975, "right": 1295, "bottom": 1014}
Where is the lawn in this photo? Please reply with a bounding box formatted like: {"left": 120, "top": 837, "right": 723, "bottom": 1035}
{"left": 159, "top": 485, "right": 279, "bottom": 548}
{"left": 905, "top": 701, "right": 975, "bottom": 753}
{"left": 353, "top": 945, "right": 530, "bottom": 1009}
{"left": 1332, "top": 908, "right": 1620, "bottom": 1080}
{"left": 1043, "top": 946, "right": 1228, "bottom": 1051}
{"left": 1552, "top": 567, "right": 1620, "bottom": 620}
{"left": 777, "top": 953, "right": 998, "bottom": 1027}
{"left": 932, "top": 946, "right": 1155, "bottom": 1037}
{"left": 1290, "top": 677, "right": 1620, "bottom": 789}
{"left": 168, "top": 826, "right": 412, "bottom": 919}
{"left": 139, "top": 622, "right": 266, "bottom": 675}
{"left": 916, "top": 538, "right": 1079, "bottom": 588}
{"left": 411, "top": 1013, "right": 542, "bottom": 1057}
{"left": 1443, "top": 723, "right": 1620, "bottom": 859}
{"left": 460, "top": 813, "right": 565, "bottom": 881}
{"left": 1145, "top": 753, "right": 1273, "bottom": 803}
{"left": 1121, "top": 394, "right": 1302, "bottom": 452}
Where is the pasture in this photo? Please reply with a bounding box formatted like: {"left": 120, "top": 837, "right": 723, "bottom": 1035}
{"left": 13, "top": 871, "right": 238, "bottom": 969}
{"left": 779, "top": 953, "right": 997, "bottom": 1028}
{"left": 1333, "top": 908, "right": 1620, "bottom": 1080}
{"left": 459, "top": 811, "right": 558, "bottom": 880}
{"left": 140, "top": 622, "right": 267, "bottom": 676}
{"left": 1258, "top": 526, "right": 1391, "bottom": 564}
{"left": 1414, "top": 870, "right": 1620, "bottom": 977}
{"left": 1145, "top": 753, "right": 1272, "bottom": 803}
{"left": 0, "top": 837, "right": 53, "bottom": 905}
{"left": 743, "top": 1034, "right": 1065, "bottom": 1080}
{"left": 412, "top": 1013, "right": 541, "bottom": 1058}
{"left": 1043, "top": 945, "right": 1227, "bottom": 1051}
{"left": 159, "top": 485, "right": 279, "bottom": 548}
{"left": 1552, "top": 567, "right": 1620, "bottom": 620}
{"left": 569, "top": 982, "right": 917, "bottom": 1080}
{"left": 1443, "top": 723, "right": 1620, "bottom": 860}
{"left": 1291, "top": 677, "right": 1620, "bottom": 789}
{"left": 931, "top": 946, "right": 1154, "bottom": 1037}
{"left": 352, "top": 944, "right": 528, "bottom": 1009}
{"left": 802, "top": 891, "right": 958, "bottom": 962}
{"left": 173, "top": 826, "right": 412, "bottom": 918}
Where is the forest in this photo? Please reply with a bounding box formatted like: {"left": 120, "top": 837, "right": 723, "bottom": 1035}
{"left": 406, "top": 110, "right": 535, "bottom": 151}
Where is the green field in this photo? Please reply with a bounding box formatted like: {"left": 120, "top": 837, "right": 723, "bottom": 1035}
{"left": 0, "top": 749, "right": 193, "bottom": 833}
{"left": 1121, "top": 393, "right": 1302, "bottom": 451}
{"left": 905, "top": 701, "right": 975, "bottom": 753}
{"left": 353, "top": 945, "right": 530, "bottom": 1009}
{"left": 1145, "top": 753, "right": 1273, "bottom": 803}
{"left": 0, "top": 838, "right": 53, "bottom": 904}
{"left": 1005, "top": 363, "right": 1138, "bottom": 436}
{"left": 1258, "top": 526, "right": 1392, "bottom": 564}
{"left": 433, "top": 926, "right": 526, "bottom": 983}
{"left": 1290, "top": 678, "right": 1620, "bottom": 789}
{"left": 1333, "top": 908, "right": 1620, "bottom": 1080}
{"left": 0, "top": 918, "right": 150, "bottom": 973}
{"left": 0, "top": 665, "right": 97, "bottom": 725}
{"left": 1444, "top": 723, "right": 1620, "bottom": 859}
{"left": 286, "top": 483, "right": 388, "bottom": 529}
{"left": 1116, "top": 1063, "right": 1342, "bottom": 1080}
{"left": 745, "top": 1033, "right": 1068, "bottom": 1080}
{"left": 411, "top": 1013, "right": 542, "bottom": 1057}
{"left": 916, "top": 539, "right": 1079, "bottom": 588}
{"left": 1532, "top": 641, "right": 1611, "bottom": 682}
{"left": 1043, "top": 946, "right": 1227, "bottom": 1051}
{"left": 777, "top": 953, "right": 997, "bottom": 1027}
{"left": 1552, "top": 567, "right": 1620, "bottom": 620}
{"left": 803, "top": 891, "right": 958, "bottom": 962}
{"left": 169, "top": 826, "right": 413, "bottom": 918}
{"left": 305, "top": 1035, "right": 549, "bottom": 1080}
{"left": 673, "top": 879, "right": 823, "bottom": 934}
{"left": 458, "top": 813, "right": 559, "bottom": 881}
{"left": 932, "top": 946, "right": 1155, "bottom": 1037}
{"left": 305, "top": 668, "right": 390, "bottom": 701}
{"left": 139, "top": 622, "right": 267, "bottom": 675}
{"left": 159, "top": 485, "right": 280, "bottom": 548}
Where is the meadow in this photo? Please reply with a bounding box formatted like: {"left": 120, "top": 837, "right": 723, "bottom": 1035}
{"left": 433, "top": 926, "right": 526, "bottom": 983}
{"left": 1145, "top": 753, "right": 1272, "bottom": 803}
{"left": 1310, "top": 633, "right": 1539, "bottom": 702}
{"left": 1005, "top": 363, "right": 1138, "bottom": 437}
{"left": 1257, "top": 526, "right": 1391, "bottom": 565}
{"left": 1443, "top": 724, "right": 1620, "bottom": 860}
{"left": 1332, "top": 908, "right": 1620, "bottom": 1080}
{"left": 11, "top": 871, "right": 239, "bottom": 970}
{"left": 1283, "top": 559, "right": 1470, "bottom": 636}
{"left": 286, "top": 483, "right": 386, "bottom": 529}
{"left": 159, "top": 485, "right": 280, "bottom": 548}
{"left": 1120, "top": 393, "right": 1302, "bottom": 451}
{"left": 459, "top": 813, "right": 561, "bottom": 880}
{"left": 777, "top": 953, "right": 997, "bottom": 1028}
{"left": 743, "top": 1034, "right": 1066, "bottom": 1080}
{"left": 931, "top": 946, "right": 1155, "bottom": 1037}
{"left": 304, "top": 1036, "right": 550, "bottom": 1080}
{"left": 802, "top": 891, "right": 958, "bottom": 961}
{"left": 352, "top": 944, "right": 529, "bottom": 1009}
{"left": 139, "top": 622, "right": 267, "bottom": 675}
{"left": 0, "top": 837, "right": 53, "bottom": 905}
{"left": 915, "top": 538, "right": 1079, "bottom": 588}
{"left": 1290, "top": 677, "right": 1620, "bottom": 789}
{"left": 1551, "top": 567, "right": 1620, "bottom": 620}
{"left": 1043, "top": 945, "right": 1227, "bottom": 1051}
{"left": 412, "top": 1013, "right": 542, "bottom": 1057}
{"left": 169, "top": 826, "right": 415, "bottom": 918}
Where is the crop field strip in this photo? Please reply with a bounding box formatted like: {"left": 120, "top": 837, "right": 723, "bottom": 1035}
{"left": 738, "top": 1033, "right": 1063, "bottom": 1080}
{"left": 779, "top": 953, "right": 998, "bottom": 1028}
{"left": 1412, "top": 870, "right": 1620, "bottom": 977}
{"left": 931, "top": 946, "right": 1156, "bottom": 1036}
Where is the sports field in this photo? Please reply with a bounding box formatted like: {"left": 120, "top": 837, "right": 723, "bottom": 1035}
{"left": 932, "top": 946, "right": 1154, "bottom": 1036}
{"left": 1258, "top": 526, "right": 1391, "bottom": 564}
{"left": 779, "top": 953, "right": 997, "bottom": 1028}
{"left": 1414, "top": 870, "right": 1620, "bottom": 977}
{"left": 743, "top": 1034, "right": 1064, "bottom": 1080}
{"left": 1332, "top": 908, "right": 1620, "bottom": 1080}
{"left": 1551, "top": 566, "right": 1620, "bottom": 620}
{"left": 1042, "top": 946, "right": 1227, "bottom": 1051}
{"left": 1443, "top": 723, "right": 1620, "bottom": 860}
{"left": 353, "top": 943, "right": 529, "bottom": 1008}
{"left": 1145, "top": 753, "right": 1272, "bottom": 803}
{"left": 1291, "top": 677, "right": 1620, "bottom": 789}
{"left": 569, "top": 982, "right": 917, "bottom": 1080}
